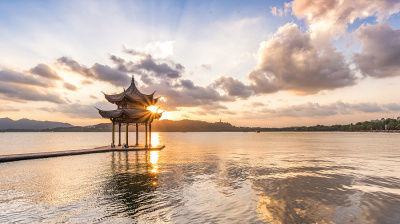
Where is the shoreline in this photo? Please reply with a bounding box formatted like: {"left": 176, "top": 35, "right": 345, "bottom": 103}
{"left": 1, "top": 130, "right": 400, "bottom": 133}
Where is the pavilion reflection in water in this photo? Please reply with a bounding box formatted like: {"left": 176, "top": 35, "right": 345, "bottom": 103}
{"left": 97, "top": 76, "right": 163, "bottom": 149}
{"left": 104, "top": 150, "right": 161, "bottom": 217}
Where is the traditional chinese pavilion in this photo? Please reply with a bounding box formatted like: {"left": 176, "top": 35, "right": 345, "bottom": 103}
{"left": 97, "top": 77, "right": 163, "bottom": 149}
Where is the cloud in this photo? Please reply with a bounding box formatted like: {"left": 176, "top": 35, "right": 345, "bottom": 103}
{"left": 251, "top": 102, "right": 265, "bottom": 107}
{"left": 28, "top": 41, "right": 380, "bottom": 118}
{"left": 137, "top": 55, "right": 183, "bottom": 78}
{"left": 108, "top": 49, "right": 233, "bottom": 110}
{"left": 29, "top": 64, "right": 61, "bottom": 80}
{"left": 202, "top": 103, "right": 228, "bottom": 110}
{"left": 56, "top": 52, "right": 232, "bottom": 111}
{"left": 0, "top": 82, "right": 65, "bottom": 103}
{"left": 42, "top": 101, "right": 115, "bottom": 118}
{"left": 179, "top": 79, "right": 195, "bottom": 89}
{"left": 201, "top": 64, "right": 211, "bottom": 70}
{"left": 91, "top": 63, "right": 130, "bottom": 87}
{"left": 193, "top": 103, "right": 230, "bottom": 116}
{"left": 270, "top": 4, "right": 291, "bottom": 17}
{"left": 107, "top": 41, "right": 355, "bottom": 112}
{"left": 123, "top": 48, "right": 149, "bottom": 57}
{"left": 81, "top": 79, "right": 93, "bottom": 85}
{"left": 114, "top": 48, "right": 185, "bottom": 79}
{"left": 248, "top": 23, "right": 356, "bottom": 94}
{"left": 383, "top": 103, "right": 400, "bottom": 111}
{"left": 143, "top": 79, "right": 233, "bottom": 110}
{"left": 260, "top": 101, "right": 400, "bottom": 118}
{"left": 354, "top": 23, "right": 400, "bottom": 78}
{"left": 0, "top": 69, "right": 52, "bottom": 87}
{"left": 110, "top": 55, "right": 127, "bottom": 72}
{"left": 214, "top": 76, "right": 253, "bottom": 99}
{"left": 59, "top": 53, "right": 180, "bottom": 88}
{"left": 270, "top": 7, "right": 283, "bottom": 17}
{"left": 41, "top": 103, "right": 98, "bottom": 118}
{"left": 291, "top": 0, "right": 400, "bottom": 36}
{"left": 63, "top": 82, "right": 78, "bottom": 91}
{"left": 57, "top": 57, "right": 95, "bottom": 78}
{"left": 195, "top": 104, "right": 232, "bottom": 116}
{"left": 57, "top": 57, "right": 130, "bottom": 87}
{"left": 0, "top": 106, "right": 19, "bottom": 112}
{"left": 262, "top": 102, "right": 339, "bottom": 117}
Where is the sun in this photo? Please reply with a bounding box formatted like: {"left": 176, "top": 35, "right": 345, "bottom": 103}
{"left": 147, "top": 105, "right": 166, "bottom": 119}
{"left": 147, "top": 105, "right": 159, "bottom": 113}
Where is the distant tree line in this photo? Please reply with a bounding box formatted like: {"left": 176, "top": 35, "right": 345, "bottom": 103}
{"left": 275, "top": 118, "right": 400, "bottom": 132}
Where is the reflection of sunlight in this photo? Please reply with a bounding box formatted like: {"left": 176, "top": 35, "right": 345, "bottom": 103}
{"left": 257, "top": 195, "right": 283, "bottom": 223}
{"left": 26, "top": 158, "right": 99, "bottom": 205}
{"left": 150, "top": 151, "right": 159, "bottom": 165}
{"left": 151, "top": 132, "right": 160, "bottom": 146}
{"left": 150, "top": 151, "right": 159, "bottom": 174}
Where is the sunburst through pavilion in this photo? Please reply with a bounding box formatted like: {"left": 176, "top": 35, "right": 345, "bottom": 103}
{"left": 97, "top": 77, "right": 163, "bottom": 148}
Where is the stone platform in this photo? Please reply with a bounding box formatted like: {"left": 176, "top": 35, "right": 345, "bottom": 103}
{"left": 0, "top": 145, "right": 165, "bottom": 163}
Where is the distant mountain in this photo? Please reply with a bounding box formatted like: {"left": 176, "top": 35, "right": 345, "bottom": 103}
{"left": 4, "top": 117, "right": 400, "bottom": 132}
{"left": 47, "top": 119, "right": 254, "bottom": 132}
{"left": 151, "top": 119, "right": 246, "bottom": 132}
{"left": 0, "top": 117, "right": 73, "bottom": 130}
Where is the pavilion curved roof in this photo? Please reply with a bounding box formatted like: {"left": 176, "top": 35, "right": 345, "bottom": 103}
{"left": 97, "top": 108, "right": 162, "bottom": 123}
{"left": 103, "top": 77, "right": 157, "bottom": 106}
{"left": 98, "top": 76, "right": 163, "bottom": 123}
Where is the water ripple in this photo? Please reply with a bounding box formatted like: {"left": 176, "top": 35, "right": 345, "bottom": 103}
{"left": 1, "top": 132, "right": 400, "bottom": 223}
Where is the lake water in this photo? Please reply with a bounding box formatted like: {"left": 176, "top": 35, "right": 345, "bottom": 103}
{"left": 0, "top": 132, "right": 399, "bottom": 223}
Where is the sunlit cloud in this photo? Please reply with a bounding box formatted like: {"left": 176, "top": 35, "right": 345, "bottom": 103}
{"left": 1, "top": 1, "right": 400, "bottom": 126}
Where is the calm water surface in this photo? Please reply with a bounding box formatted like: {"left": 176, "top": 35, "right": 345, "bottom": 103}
{"left": 0, "top": 132, "right": 399, "bottom": 223}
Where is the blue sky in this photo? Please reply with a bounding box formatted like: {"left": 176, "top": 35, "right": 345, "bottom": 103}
{"left": 1, "top": 0, "right": 400, "bottom": 127}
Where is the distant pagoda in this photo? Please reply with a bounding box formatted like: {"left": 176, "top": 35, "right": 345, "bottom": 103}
{"left": 97, "top": 77, "right": 163, "bottom": 148}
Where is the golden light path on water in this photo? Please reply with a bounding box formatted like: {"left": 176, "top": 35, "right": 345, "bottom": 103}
{"left": 150, "top": 132, "right": 160, "bottom": 147}
{"left": 149, "top": 133, "right": 160, "bottom": 186}
{"left": 0, "top": 132, "right": 400, "bottom": 223}
{"left": 150, "top": 150, "right": 159, "bottom": 175}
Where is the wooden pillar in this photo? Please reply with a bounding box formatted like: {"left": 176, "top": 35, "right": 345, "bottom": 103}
{"left": 118, "top": 122, "right": 121, "bottom": 146}
{"left": 135, "top": 123, "right": 139, "bottom": 146}
{"left": 149, "top": 122, "right": 152, "bottom": 147}
{"left": 125, "top": 123, "right": 129, "bottom": 148}
{"left": 111, "top": 120, "right": 115, "bottom": 148}
{"left": 145, "top": 123, "right": 148, "bottom": 148}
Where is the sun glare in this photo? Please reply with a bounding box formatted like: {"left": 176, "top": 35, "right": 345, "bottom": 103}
{"left": 160, "top": 112, "right": 168, "bottom": 120}
{"left": 147, "top": 105, "right": 159, "bottom": 113}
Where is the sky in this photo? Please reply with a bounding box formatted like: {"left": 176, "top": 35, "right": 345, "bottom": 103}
{"left": 1, "top": 0, "right": 400, "bottom": 127}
